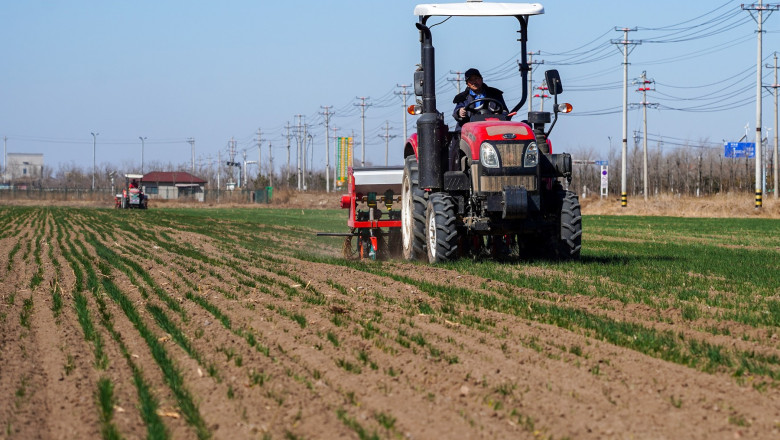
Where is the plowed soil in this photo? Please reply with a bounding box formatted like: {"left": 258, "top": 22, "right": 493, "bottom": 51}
{"left": 0, "top": 203, "right": 778, "bottom": 439}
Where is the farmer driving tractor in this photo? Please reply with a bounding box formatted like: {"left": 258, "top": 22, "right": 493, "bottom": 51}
{"left": 449, "top": 68, "right": 509, "bottom": 170}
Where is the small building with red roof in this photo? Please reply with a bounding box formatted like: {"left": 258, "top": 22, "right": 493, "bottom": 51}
{"left": 141, "top": 171, "right": 207, "bottom": 202}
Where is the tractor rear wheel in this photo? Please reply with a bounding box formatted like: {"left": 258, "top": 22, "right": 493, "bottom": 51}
{"left": 425, "top": 192, "right": 459, "bottom": 263}
{"left": 554, "top": 191, "right": 582, "bottom": 260}
{"left": 401, "top": 156, "right": 426, "bottom": 260}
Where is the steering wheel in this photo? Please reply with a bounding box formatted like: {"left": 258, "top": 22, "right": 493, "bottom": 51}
{"left": 464, "top": 98, "right": 507, "bottom": 115}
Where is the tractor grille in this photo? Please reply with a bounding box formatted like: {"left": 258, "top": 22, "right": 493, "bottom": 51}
{"left": 495, "top": 143, "right": 525, "bottom": 167}
{"left": 480, "top": 175, "right": 537, "bottom": 192}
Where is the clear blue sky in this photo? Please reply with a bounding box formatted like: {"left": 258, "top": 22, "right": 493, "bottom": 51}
{"left": 2, "top": 0, "right": 779, "bottom": 176}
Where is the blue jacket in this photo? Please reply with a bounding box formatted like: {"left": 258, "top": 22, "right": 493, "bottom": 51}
{"left": 452, "top": 84, "right": 507, "bottom": 128}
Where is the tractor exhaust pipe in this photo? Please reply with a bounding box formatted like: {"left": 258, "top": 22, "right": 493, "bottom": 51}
{"left": 416, "top": 20, "right": 447, "bottom": 191}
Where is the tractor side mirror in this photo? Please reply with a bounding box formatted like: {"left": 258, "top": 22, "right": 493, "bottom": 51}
{"left": 544, "top": 69, "right": 563, "bottom": 95}
{"left": 414, "top": 71, "right": 424, "bottom": 96}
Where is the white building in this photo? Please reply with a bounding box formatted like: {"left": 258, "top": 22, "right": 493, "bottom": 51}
{"left": 3, "top": 153, "right": 44, "bottom": 182}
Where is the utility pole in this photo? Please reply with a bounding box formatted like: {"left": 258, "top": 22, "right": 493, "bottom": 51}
{"left": 284, "top": 122, "right": 292, "bottom": 187}
{"left": 217, "top": 150, "right": 221, "bottom": 202}
{"left": 448, "top": 70, "right": 464, "bottom": 93}
{"left": 378, "top": 121, "right": 398, "bottom": 166}
{"left": 526, "top": 51, "right": 543, "bottom": 116}
{"left": 295, "top": 115, "right": 304, "bottom": 189}
{"left": 268, "top": 142, "right": 274, "bottom": 187}
{"left": 612, "top": 27, "right": 641, "bottom": 208}
{"left": 396, "top": 84, "right": 412, "bottom": 140}
{"left": 187, "top": 137, "right": 195, "bottom": 174}
{"left": 303, "top": 123, "right": 309, "bottom": 190}
{"left": 767, "top": 52, "right": 780, "bottom": 199}
{"left": 355, "top": 97, "right": 371, "bottom": 167}
{"left": 138, "top": 136, "right": 147, "bottom": 175}
{"left": 91, "top": 132, "right": 99, "bottom": 191}
{"left": 242, "top": 149, "right": 248, "bottom": 187}
{"left": 743, "top": 1, "right": 779, "bottom": 208}
{"left": 320, "top": 106, "right": 334, "bottom": 192}
{"left": 255, "top": 128, "right": 265, "bottom": 181}
{"left": 3, "top": 136, "right": 7, "bottom": 179}
{"left": 229, "top": 136, "right": 237, "bottom": 186}
{"left": 305, "top": 131, "right": 313, "bottom": 190}
{"left": 534, "top": 80, "right": 550, "bottom": 112}
{"left": 635, "top": 71, "right": 657, "bottom": 201}
{"left": 332, "top": 126, "right": 339, "bottom": 189}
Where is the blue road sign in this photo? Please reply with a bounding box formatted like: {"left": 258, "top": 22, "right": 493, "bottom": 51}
{"left": 724, "top": 142, "right": 755, "bottom": 158}
{"left": 594, "top": 160, "right": 609, "bottom": 166}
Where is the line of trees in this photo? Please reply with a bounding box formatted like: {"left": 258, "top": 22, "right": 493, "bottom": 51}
{"left": 4, "top": 141, "right": 776, "bottom": 197}
{"left": 570, "top": 142, "right": 777, "bottom": 198}
{"left": 1, "top": 158, "right": 335, "bottom": 193}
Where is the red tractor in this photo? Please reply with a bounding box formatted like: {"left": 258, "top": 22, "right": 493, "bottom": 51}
{"left": 402, "top": 1, "right": 582, "bottom": 263}
{"left": 115, "top": 173, "right": 148, "bottom": 209}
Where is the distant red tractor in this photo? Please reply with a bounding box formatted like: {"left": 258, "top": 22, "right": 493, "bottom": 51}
{"left": 115, "top": 173, "right": 148, "bottom": 209}
{"left": 401, "top": 1, "right": 582, "bottom": 263}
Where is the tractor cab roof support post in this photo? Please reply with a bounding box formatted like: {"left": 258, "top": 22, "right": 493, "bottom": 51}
{"left": 510, "top": 15, "right": 530, "bottom": 115}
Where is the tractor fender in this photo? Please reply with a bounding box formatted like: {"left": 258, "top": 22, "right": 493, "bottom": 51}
{"left": 404, "top": 133, "right": 419, "bottom": 160}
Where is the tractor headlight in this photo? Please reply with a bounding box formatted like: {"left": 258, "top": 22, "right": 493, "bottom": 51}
{"left": 480, "top": 142, "right": 500, "bottom": 168}
{"left": 524, "top": 142, "right": 539, "bottom": 167}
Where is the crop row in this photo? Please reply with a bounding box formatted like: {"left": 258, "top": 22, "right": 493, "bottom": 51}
{"left": 1, "top": 205, "right": 778, "bottom": 439}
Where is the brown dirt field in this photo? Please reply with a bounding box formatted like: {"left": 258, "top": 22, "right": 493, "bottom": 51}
{"left": 0, "top": 199, "right": 778, "bottom": 439}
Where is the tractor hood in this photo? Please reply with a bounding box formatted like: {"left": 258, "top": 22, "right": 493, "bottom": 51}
{"left": 414, "top": 2, "right": 544, "bottom": 17}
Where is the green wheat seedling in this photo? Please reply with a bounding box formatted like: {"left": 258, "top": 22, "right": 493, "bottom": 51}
{"left": 336, "top": 358, "right": 362, "bottom": 374}
{"left": 275, "top": 306, "right": 307, "bottom": 328}
{"left": 62, "top": 229, "right": 211, "bottom": 439}
{"left": 248, "top": 369, "right": 270, "bottom": 387}
{"left": 375, "top": 411, "right": 396, "bottom": 431}
{"left": 327, "top": 331, "right": 340, "bottom": 347}
{"left": 6, "top": 240, "right": 22, "bottom": 272}
{"left": 146, "top": 303, "right": 215, "bottom": 375}
{"left": 329, "top": 257, "right": 780, "bottom": 381}
{"left": 327, "top": 278, "right": 350, "bottom": 296}
{"left": 73, "top": 292, "right": 109, "bottom": 369}
{"left": 22, "top": 236, "right": 32, "bottom": 262}
{"left": 336, "top": 408, "right": 379, "bottom": 440}
{"left": 29, "top": 236, "right": 44, "bottom": 289}
{"left": 183, "top": 288, "right": 271, "bottom": 357}
{"left": 90, "top": 268, "right": 168, "bottom": 440}
{"left": 91, "top": 238, "right": 187, "bottom": 319}
{"left": 96, "top": 377, "right": 122, "bottom": 440}
{"left": 19, "top": 296, "right": 33, "bottom": 330}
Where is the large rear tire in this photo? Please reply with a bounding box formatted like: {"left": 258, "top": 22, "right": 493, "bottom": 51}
{"left": 401, "top": 156, "right": 427, "bottom": 260}
{"left": 555, "top": 191, "right": 582, "bottom": 260}
{"left": 425, "top": 193, "right": 459, "bottom": 263}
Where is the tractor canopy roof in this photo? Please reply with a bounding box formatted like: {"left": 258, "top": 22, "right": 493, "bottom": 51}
{"left": 124, "top": 173, "right": 143, "bottom": 179}
{"left": 414, "top": 1, "right": 544, "bottom": 17}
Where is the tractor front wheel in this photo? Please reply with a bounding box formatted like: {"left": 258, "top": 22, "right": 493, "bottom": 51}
{"left": 401, "top": 156, "right": 426, "bottom": 261}
{"left": 425, "top": 193, "right": 459, "bottom": 263}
